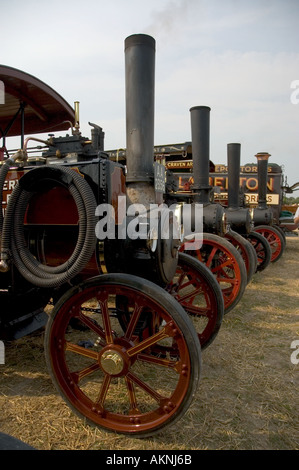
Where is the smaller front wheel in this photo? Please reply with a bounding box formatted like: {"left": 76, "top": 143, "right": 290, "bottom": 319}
{"left": 167, "top": 253, "right": 224, "bottom": 350}
{"left": 225, "top": 230, "right": 257, "bottom": 284}
{"left": 246, "top": 231, "right": 271, "bottom": 272}
{"left": 181, "top": 233, "right": 247, "bottom": 314}
{"left": 44, "top": 274, "right": 201, "bottom": 437}
{"left": 254, "top": 225, "right": 285, "bottom": 263}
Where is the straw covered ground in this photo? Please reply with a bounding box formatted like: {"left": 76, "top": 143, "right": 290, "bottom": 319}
{"left": 0, "top": 236, "right": 298, "bottom": 451}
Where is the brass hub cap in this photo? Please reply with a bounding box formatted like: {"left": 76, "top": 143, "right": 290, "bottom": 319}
{"left": 100, "top": 349, "right": 124, "bottom": 375}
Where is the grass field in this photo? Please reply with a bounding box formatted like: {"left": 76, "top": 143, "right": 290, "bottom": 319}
{"left": 0, "top": 236, "right": 298, "bottom": 450}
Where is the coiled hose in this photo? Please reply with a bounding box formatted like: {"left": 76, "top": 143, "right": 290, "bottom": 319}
{"left": 0, "top": 162, "right": 98, "bottom": 288}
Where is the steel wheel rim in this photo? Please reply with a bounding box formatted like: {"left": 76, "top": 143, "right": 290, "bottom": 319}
{"left": 182, "top": 238, "right": 244, "bottom": 312}
{"left": 46, "top": 281, "right": 196, "bottom": 435}
{"left": 246, "top": 232, "right": 271, "bottom": 271}
{"left": 167, "top": 255, "right": 223, "bottom": 349}
{"left": 254, "top": 226, "right": 284, "bottom": 262}
{"left": 225, "top": 231, "right": 257, "bottom": 284}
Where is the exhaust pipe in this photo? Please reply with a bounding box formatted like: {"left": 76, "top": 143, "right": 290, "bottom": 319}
{"left": 108, "top": 33, "right": 179, "bottom": 287}
{"left": 125, "top": 34, "right": 156, "bottom": 205}
{"left": 190, "top": 106, "right": 211, "bottom": 204}
{"left": 189, "top": 106, "right": 226, "bottom": 236}
{"left": 227, "top": 143, "right": 241, "bottom": 210}
{"left": 253, "top": 152, "right": 273, "bottom": 225}
{"left": 256, "top": 152, "right": 270, "bottom": 210}
{"left": 226, "top": 143, "right": 252, "bottom": 234}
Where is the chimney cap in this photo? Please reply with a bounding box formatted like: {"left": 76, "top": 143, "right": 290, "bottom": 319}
{"left": 255, "top": 152, "right": 271, "bottom": 160}
{"left": 125, "top": 34, "right": 155, "bottom": 50}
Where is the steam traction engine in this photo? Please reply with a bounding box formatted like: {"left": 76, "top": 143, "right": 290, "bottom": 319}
{"left": 0, "top": 34, "right": 226, "bottom": 436}
{"left": 163, "top": 106, "right": 248, "bottom": 315}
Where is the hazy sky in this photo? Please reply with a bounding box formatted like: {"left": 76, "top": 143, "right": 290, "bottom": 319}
{"left": 1, "top": 0, "right": 299, "bottom": 186}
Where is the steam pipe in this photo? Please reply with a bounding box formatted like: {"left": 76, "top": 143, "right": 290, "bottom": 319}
{"left": 73, "top": 101, "right": 80, "bottom": 134}
{"left": 125, "top": 34, "right": 156, "bottom": 204}
{"left": 189, "top": 106, "right": 212, "bottom": 204}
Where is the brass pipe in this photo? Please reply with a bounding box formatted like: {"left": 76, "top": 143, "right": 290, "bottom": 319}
{"left": 74, "top": 101, "right": 80, "bottom": 133}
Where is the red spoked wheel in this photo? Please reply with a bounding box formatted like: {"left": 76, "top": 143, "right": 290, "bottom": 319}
{"left": 225, "top": 230, "right": 257, "bottom": 283}
{"left": 245, "top": 231, "right": 271, "bottom": 272}
{"left": 181, "top": 233, "right": 247, "bottom": 314}
{"left": 44, "top": 274, "right": 201, "bottom": 437}
{"left": 254, "top": 225, "right": 285, "bottom": 263}
{"left": 166, "top": 253, "right": 224, "bottom": 350}
{"left": 273, "top": 224, "right": 287, "bottom": 245}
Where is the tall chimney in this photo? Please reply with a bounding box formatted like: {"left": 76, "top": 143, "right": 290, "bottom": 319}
{"left": 188, "top": 105, "right": 226, "bottom": 236}
{"left": 226, "top": 143, "right": 252, "bottom": 233}
{"left": 255, "top": 152, "right": 270, "bottom": 210}
{"left": 190, "top": 106, "right": 212, "bottom": 204}
{"left": 125, "top": 34, "right": 156, "bottom": 205}
{"left": 227, "top": 143, "right": 241, "bottom": 210}
{"left": 252, "top": 152, "right": 273, "bottom": 225}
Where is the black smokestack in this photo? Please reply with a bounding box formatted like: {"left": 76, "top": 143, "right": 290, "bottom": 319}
{"left": 227, "top": 143, "right": 241, "bottom": 209}
{"left": 124, "top": 34, "right": 156, "bottom": 204}
{"left": 255, "top": 152, "right": 271, "bottom": 210}
{"left": 190, "top": 106, "right": 211, "bottom": 203}
{"left": 226, "top": 143, "right": 252, "bottom": 233}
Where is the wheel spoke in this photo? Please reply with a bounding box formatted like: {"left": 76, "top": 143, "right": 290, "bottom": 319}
{"left": 206, "top": 246, "right": 218, "bottom": 267}
{"left": 176, "top": 284, "right": 204, "bottom": 303}
{"left": 95, "top": 373, "right": 111, "bottom": 407}
{"left": 96, "top": 291, "right": 114, "bottom": 344}
{"left": 71, "top": 362, "right": 101, "bottom": 384}
{"left": 217, "top": 276, "right": 238, "bottom": 285}
{"left": 182, "top": 304, "right": 210, "bottom": 317}
{"left": 211, "top": 258, "right": 234, "bottom": 273}
{"left": 124, "top": 301, "right": 144, "bottom": 341}
{"left": 65, "top": 341, "right": 99, "bottom": 360}
{"left": 126, "top": 324, "right": 171, "bottom": 358}
{"left": 125, "top": 376, "right": 140, "bottom": 414}
{"left": 78, "top": 311, "right": 106, "bottom": 341}
{"left": 126, "top": 371, "right": 165, "bottom": 404}
{"left": 137, "top": 352, "right": 180, "bottom": 371}
{"left": 170, "top": 272, "right": 187, "bottom": 293}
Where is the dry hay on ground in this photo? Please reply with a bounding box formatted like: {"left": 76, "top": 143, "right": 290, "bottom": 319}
{"left": 0, "top": 237, "right": 298, "bottom": 450}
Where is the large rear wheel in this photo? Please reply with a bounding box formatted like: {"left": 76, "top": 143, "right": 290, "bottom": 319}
{"left": 44, "top": 274, "right": 201, "bottom": 437}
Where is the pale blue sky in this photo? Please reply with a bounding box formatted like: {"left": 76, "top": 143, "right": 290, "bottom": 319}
{"left": 1, "top": 0, "right": 299, "bottom": 186}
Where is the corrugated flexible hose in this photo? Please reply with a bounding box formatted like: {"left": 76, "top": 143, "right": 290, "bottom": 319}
{"left": 0, "top": 164, "right": 97, "bottom": 288}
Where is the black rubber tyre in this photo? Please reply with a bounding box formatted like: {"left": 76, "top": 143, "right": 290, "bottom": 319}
{"left": 225, "top": 230, "right": 257, "bottom": 284}
{"left": 254, "top": 225, "right": 286, "bottom": 263}
{"left": 246, "top": 231, "right": 271, "bottom": 272}
{"left": 167, "top": 253, "right": 224, "bottom": 350}
{"left": 182, "top": 233, "right": 247, "bottom": 314}
{"left": 273, "top": 224, "right": 287, "bottom": 244}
